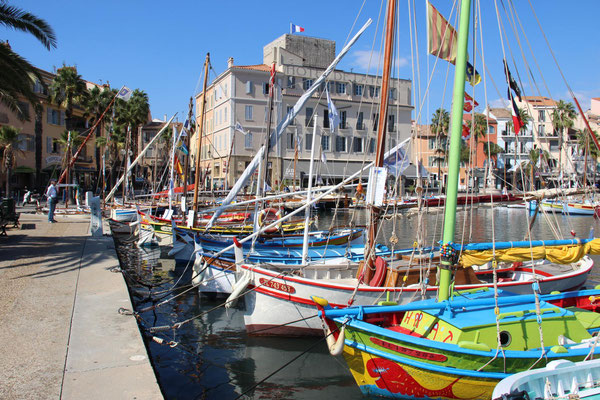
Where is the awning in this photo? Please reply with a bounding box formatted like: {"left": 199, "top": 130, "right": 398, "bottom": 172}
{"left": 13, "top": 166, "right": 35, "bottom": 173}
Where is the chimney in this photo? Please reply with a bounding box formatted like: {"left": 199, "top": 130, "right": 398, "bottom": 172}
{"left": 164, "top": 114, "right": 167, "bottom": 122}
{"left": 227, "top": 57, "right": 234, "bottom": 68}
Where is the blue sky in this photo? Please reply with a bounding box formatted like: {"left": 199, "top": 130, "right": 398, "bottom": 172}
{"left": 5, "top": 1, "right": 599, "bottom": 124}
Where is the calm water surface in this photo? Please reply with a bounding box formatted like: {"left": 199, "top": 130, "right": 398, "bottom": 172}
{"left": 113, "top": 206, "right": 600, "bottom": 399}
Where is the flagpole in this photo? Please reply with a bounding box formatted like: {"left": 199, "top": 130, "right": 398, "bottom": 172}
{"left": 302, "top": 114, "right": 318, "bottom": 264}
{"left": 183, "top": 97, "right": 193, "bottom": 208}
{"left": 192, "top": 53, "right": 210, "bottom": 225}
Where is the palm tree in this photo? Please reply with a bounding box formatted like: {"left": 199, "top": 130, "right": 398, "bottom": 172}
{"left": 54, "top": 130, "right": 84, "bottom": 202}
{"left": 83, "top": 85, "right": 115, "bottom": 184}
{"left": 551, "top": 100, "right": 576, "bottom": 175}
{"left": 0, "top": 3, "right": 56, "bottom": 121}
{"left": 49, "top": 65, "right": 88, "bottom": 133}
{"left": 114, "top": 89, "right": 150, "bottom": 158}
{"left": 575, "top": 128, "right": 600, "bottom": 186}
{"left": 0, "top": 125, "right": 22, "bottom": 197}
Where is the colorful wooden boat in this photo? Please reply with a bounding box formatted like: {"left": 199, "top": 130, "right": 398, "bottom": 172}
{"left": 315, "top": 289, "right": 600, "bottom": 400}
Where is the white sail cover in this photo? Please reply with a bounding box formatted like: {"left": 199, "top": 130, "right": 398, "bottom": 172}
{"left": 204, "top": 18, "right": 373, "bottom": 230}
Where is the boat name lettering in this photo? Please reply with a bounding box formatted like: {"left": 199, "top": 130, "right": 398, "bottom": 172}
{"left": 370, "top": 337, "right": 447, "bottom": 362}
{"left": 259, "top": 278, "right": 296, "bottom": 294}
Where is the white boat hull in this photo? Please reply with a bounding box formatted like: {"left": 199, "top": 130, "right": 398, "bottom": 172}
{"left": 239, "top": 257, "right": 594, "bottom": 336}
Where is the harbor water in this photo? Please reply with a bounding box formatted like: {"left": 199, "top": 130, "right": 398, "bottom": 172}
{"left": 113, "top": 206, "right": 600, "bottom": 399}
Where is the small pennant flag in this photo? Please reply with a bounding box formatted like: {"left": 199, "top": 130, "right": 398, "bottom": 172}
{"left": 234, "top": 121, "right": 248, "bottom": 135}
{"left": 177, "top": 141, "right": 189, "bottom": 155}
{"left": 463, "top": 92, "right": 478, "bottom": 112}
{"left": 116, "top": 86, "right": 133, "bottom": 101}
{"left": 509, "top": 89, "right": 523, "bottom": 135}
{"left": 466, "top": 61, "right": 481, "bottom": 86}
{"left": 426, "top": 1, "right": 457, "bottom": 64}
{"left": 321, "top": 151, "right": 328, "bottom": 166}
{"left": 462, "top": 123, "right": 471, "bottom": 139}
{"left": 290, "top": 23, "right": 305, "bottom": 33}
{"left": 325, "top": 86, "right": 340, "bottom": 134}
{"left": 503, "top": 59, "right": 522, "bottom": 101}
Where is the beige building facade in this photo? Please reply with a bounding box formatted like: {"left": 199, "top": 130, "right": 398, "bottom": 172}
{"left": 192, "top": 34, "right": 413, "bottom": 190}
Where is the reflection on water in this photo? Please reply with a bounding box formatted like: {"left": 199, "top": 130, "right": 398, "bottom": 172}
{"left": 113, "top": 206, "right": 600, "bottom": 399}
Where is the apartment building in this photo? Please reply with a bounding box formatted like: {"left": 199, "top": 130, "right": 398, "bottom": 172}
{"left": 0, "top": 67, "right": 98, "bottom": 197}
{"left": 192, "top": 34, "right": 413, "bottom": 190}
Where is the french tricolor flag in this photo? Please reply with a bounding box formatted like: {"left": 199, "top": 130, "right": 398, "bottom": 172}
{"left": 290, "top": 23, "right": 305, "bottom": 33}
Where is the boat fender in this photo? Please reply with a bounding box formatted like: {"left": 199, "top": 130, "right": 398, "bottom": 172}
{"left": 225, "top": 270, "right": 251, "bottom": 309}
{"left": 233, "top": 237, "right": 244, "bottom": 266}
{"left": 191, "top": 258, "right": 206, "bottom": 287}
{"left": 369, "top": 257, "right": 388, "bottom": 287}
{"left": 326, "top": 325, "right": 346, "bottom": 356}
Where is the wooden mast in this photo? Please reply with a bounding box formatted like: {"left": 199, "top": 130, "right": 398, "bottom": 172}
{"left": 183, "top": 97, "right": 193, "bottom": 207}
{"left": 365, "top": 0, "right": 396, "bottom": 281}
{"left": 256, "top": 63, "right": 276, "bottom": 213}
{"left": 192, "top": 53, "right": 210, "bottom": 225}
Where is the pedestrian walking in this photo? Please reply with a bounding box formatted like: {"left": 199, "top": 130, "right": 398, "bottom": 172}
{"left": 45, "top": 179, "right": 58, "bottom": 223}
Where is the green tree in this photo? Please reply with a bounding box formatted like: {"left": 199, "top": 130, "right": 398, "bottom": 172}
{"left": 49, "top": 65, "right": 88, "bottom": 132}
{"left": 0, "top": 2, "right": 56, "bottom": 121}
{"left": 0, "top": 125, "right": 22, "bottom": 196}
{"left": 551, "top": 100, "right": 577, "bottom": 173}
{"left": 83, "top": 85, "right": 115, "bottom": 181}
{"left": 114, "top": 89, "right": 150, "bottom": 158}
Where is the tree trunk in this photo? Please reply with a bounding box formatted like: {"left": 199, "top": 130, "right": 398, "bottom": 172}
{"left": 5, "top": 167, "right": 10, "bottom": 199}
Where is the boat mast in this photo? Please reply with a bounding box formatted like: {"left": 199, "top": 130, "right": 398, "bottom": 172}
{"left": 438, "top": 0, "right": 473, "bottom": 302}
{"left": 183, "top": 97, "right": 193, "bottom": 208}
{"left": 192, "top": 53, "right": 210, "bottom": 225}
{"left": 365, "top": 0, "right": 396, "bottom": 279}
{"left": 253, "top": 63, "right": 276, "bottom": 233}
{"left": 302, "top": 113, "right": 319, "bottom": 264}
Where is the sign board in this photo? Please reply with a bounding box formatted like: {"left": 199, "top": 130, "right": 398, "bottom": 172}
{"left": 365, "top": 167, "right": 387, "bottom": 207}
{"left": 187, "top": 210, "right": 195, "bottom": 228}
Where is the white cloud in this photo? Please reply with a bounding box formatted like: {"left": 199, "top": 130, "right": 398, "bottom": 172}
{"left": 349, "top": 50, "right": 409, "bottom": 73}
{"left": 489, "top": 97, "right": 508, "bottom": 109}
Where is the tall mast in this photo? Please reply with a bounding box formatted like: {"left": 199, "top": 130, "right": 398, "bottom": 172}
{"left": 253, "top": 63, "right": 276, "bottom": 232}
{"left": 438, "top": 0, "right": 473, "bottom": 301}
{"left": 183, "top": 97, "right": 193, "bottom": 207}
{"left": 365, "top": 0, "right": 396, "bottom": 279}
{"left": 192, "top": 53, "right": 210, "bottom": 225}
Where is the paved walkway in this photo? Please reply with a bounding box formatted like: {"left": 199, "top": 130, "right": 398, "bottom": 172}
{"left": 0, "top": 208, "right": 162, "bottom": 399}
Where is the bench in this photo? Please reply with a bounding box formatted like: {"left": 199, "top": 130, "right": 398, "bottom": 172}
{"left": 0, "top": 198, "right": 20, "bottom": 235}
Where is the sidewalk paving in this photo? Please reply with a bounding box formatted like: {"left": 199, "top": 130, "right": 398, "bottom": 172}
{"left": 0, "top": 209, "right": 162, "bottom": 399}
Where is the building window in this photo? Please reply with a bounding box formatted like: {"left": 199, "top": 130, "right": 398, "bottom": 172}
{"left": 245, "top": 132, "right": 253, "bottom": 148}
{"left": 373, "top": 113, "right": 379, "bottom": 131}
{"left": 538, "top": 124, "right": 545, "bottom": 136}
{"left": 389, "top": 88, "right": 396, "bottom": 100}
{"left": 286, "top": 106, "right": 295, "bottom": 125}
{"left": 18, "top": 133, "right": 34, "bottom": 152}
{"left": 388, "top": 114, "right": 395, "bottom": 132}
{"left": 287, "top": 76, "right": 296, "bottom": 88}
{"left": 305, "top": 107, "right": 313, "bottom": 127}
{"left": 245, "top": 105, "right": 253, "bottom": 120}
{"left": 340, "top": 110, "right": 347, "bottom": 129}
{"left": 336, "top": 82, "right": 346, "bottom": 94}
{"left": 47, "top": 107, "right": 64, "bottom": 125}
{"left": 429, "top": 138, "right": 436, "bottom": 150}
{"left": 353, "top": 137, "right": 363, "bottom": 153}
{"left": 33, "top": 79, "right": 47, "bottom": 95}
{"left": 539, "top": 110, "right": 545, "bottom": 122}
{"left": 369, "top": 86, "right": 380, "bottom": 98}
{"left": 356, "top": 112, "right": 364, "bottom": 130}
{"left": 489, "top": 125, "right": 495, "bottom": 134}
{"left": 305, "top": 133, "right": 313, "bottom": 150}
{"left": 335, "top": 136, "right": 346, "bottom": 152}
{"left": 303, "top": 78, "right": 313, "bottom": 90}
{"left": 263, "top": 82, "right": 269, "bottom": 95}
{"left": 245, "top": 81, "right": 253, "bottom": 94}
{"left": 287, "top": 132, "right": 295, "bottom": 150}
{"left": 321, "top": 135, "right": 330, "bottom": 151}
{"left": 47, "top": 137, "right": 59, "bottom": 153}
{"left": 323, "top": 108, "right": 330, "bottom": 129}
{"left": 353, "top": 84, "right": 363, "bottom": 96}
{"left": 368, "top": 138, "right": 376, "bottom": 153}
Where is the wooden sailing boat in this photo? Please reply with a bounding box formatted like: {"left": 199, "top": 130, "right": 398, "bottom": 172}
{"left": 312, "top": 0, "right": 600, "bottom": 398}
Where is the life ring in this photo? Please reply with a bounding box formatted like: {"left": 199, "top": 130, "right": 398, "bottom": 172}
{"left": 258, "top": 207, "right": 283, "bottom": 231}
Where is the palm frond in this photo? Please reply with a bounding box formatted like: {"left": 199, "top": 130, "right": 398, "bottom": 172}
{"left": 0, "top": 4, "right": 57, "bottom": 50}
